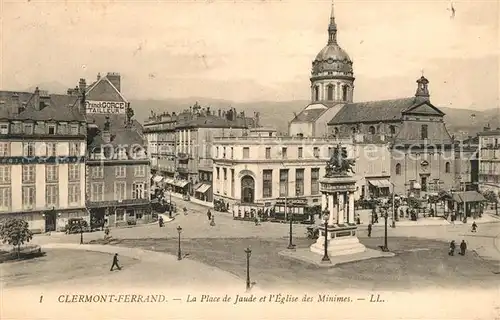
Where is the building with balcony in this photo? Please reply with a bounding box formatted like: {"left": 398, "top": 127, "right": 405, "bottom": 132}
{"left": 0, "top": 88, "right": 87, "bottom": 233}
{"left": 454, "top": 135, "right": 479, "bottom": 192}
{"left": 477, "top": 126, "right": 500, "bottom": 193}
{"left": 86, "top": 117, "right": 150, "bottom": 226}
{"left": 212, "top": 127, "right": 391, "bottom": 212}
{"left": 69, "top": 72, "right": 151, "bottom": 226}
{"left": 145, "top": 104, "right": 258, "bottom": 203}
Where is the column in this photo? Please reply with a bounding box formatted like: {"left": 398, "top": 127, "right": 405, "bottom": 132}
{"left": 348, "top": 191, "right": 355, "bottom": 224}
{"left": 328, "top": 193, "right": 335, "bottom": 226}
{"left": 338, "top": 192, "right": 345, "bottom": 224}
{"left": 321, "top": 193, "right": 327, "bottom": 212}
{"left": 336, "top": 83, "right": 341, "bottom": 101}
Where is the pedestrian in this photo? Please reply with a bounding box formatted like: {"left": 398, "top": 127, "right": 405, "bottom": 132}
{"left": 158, "top": 216, "right": 164, "bottom": 228}
{"left": 374, "top": 213, "right": 379, "bottom": 224}
{"left": 210, "top": 215, "right": 216, "bottom": 226}
{"left": 367, "top": 223, "right": 372, "bottom": 237}
{"left": 449, "top": 240, "right": 456, "bottom": 256}
{"left": 207, "top": 210, "right": 212, "bottom": 221}
{"left": 183, "top": 207, "right": 188, "bottom": 216}
{"left": 104, "top": 226, "right": 110, "bottom": 239}
{"left": 110, "top": 253, "right": 121, "bottom": 271}
{"left": 356, "top": 216, "right": 361, "bottom": 225}
{"left": 471, "top": 221, "right": 478, "bottom": 233}
{"left": 460, "top": 240, "right": 467, "bottom": 256}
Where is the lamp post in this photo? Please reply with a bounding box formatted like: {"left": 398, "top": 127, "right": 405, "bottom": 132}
{"left": 382, "top": 206, "right": 389, "bottom": 252}
{"left": 80, "top": 221, "right": 84, "bottom": 245}
{"left": 244, "top": 247, "right": 252, "bottom": 291}
{"left": 321, "top": 218, "right": 331, "bottom": 262}
{"left": 168, "top": 187, "right": 173, "bottom": 218}
{"left": 177, "top": 225, "right": 182, "bottom": 260}
{"left": 287, "top": 196, "right": 296, "bottom": 249}
{"left": 391, "top": 182, "right": 396, "bottom": 227}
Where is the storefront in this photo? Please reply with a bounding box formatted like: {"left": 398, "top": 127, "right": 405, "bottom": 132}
{"left": 367, "top": 178, "right": 392, "bottom": 198}
{"left": 194, "top": 183, "right": 212, "bottom": 202}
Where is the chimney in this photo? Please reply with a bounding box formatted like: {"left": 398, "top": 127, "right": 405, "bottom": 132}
{"left": 97, "top": 72, "right": 101, "bottom": 81}
{"left": 79, "top": 78, "right": 87, "bottom": 94}
{"left": 484, "top": 124, "right": 490, "bottom": 132}
{"left": 106, "top": 72, "right": 121, "bottom": 92}
{"left": 102, "top": 116, "right": 111, "bottom": 143}
{"left": 33, "top": 87, "right": 41, "bottom": 111}
{"left": 218, "top": 109, "right": 221, "bottom": 117}
{"left": 39, "top": 90, "right": 50, "bottom": 110}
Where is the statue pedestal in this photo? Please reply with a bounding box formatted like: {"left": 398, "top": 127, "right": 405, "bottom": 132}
{"left": 310, "top": 223, "right": 366, "bottom": 257}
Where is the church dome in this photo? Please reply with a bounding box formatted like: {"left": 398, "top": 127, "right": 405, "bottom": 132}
{"left": 315, "top": 44, "right": 351, "bottom": 63}
{"left": 310, "top": 4, "right": 353, "bottom": 78}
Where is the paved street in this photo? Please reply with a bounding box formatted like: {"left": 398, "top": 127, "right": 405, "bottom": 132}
{"left": 31, "top": 197, "right": 500, "bottom": 263}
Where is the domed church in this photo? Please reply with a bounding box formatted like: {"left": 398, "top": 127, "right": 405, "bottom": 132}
{"left": 289, "top": 3, "right": 355, "bottom": 137}
{"left": 289, "top": 2, "right": 457, "bottom": 196}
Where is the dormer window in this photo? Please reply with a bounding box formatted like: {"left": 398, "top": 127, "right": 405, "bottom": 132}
{"left": 48, "top": 124, "right": 56, "bottom": 135}
{"left": 389, "top": 125, "right": 396, "bottom": 136}
{"left": 23, "top": 123, "right": 33, "bottom": 135}
{"left": 70, "top": 124, "right": 79, "bottom": 135}
{"left": 58, "top": 123, "right": 68, "bottom": 134}
{"left": 0, "top": 123, "right": 8, "bottom": 134}
{"left": 368, "top": 126, "right": 376, "bottom": 135}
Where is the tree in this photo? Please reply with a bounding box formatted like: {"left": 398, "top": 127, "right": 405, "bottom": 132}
{"left": 0, "top": 218, "right": 33, "bottom": 259}
{"left": 482, "top": 190, "right": 498, "bottom": 215}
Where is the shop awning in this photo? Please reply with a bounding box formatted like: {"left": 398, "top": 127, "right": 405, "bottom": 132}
{"left": 368, "top": 180, "right": 391, "bottom": 188}
{"left": 451, "top": 191, "right": 486, "bottom": 203}
{"left": 164, "top": 178, "right": 175, "bottom": 185}
{"left": 174, "top": 180, "right": 189, "bottom": 188}
{"left": 153, "top": 175, "right": 164, "bottom": 183}
{"left": 413, "top": 183, "right": 421, "bottom": 189}
{"left": 196, "top": 184, "right": 211, "bottom": 194}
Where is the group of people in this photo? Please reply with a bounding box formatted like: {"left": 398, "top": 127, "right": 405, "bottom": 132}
{"left": 449, "top": 240, "right": 468, "bottom": 256}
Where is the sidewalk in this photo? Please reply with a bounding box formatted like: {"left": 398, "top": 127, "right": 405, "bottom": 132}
{"left": 169, "top": 192, "right": 214, "bottom": 208}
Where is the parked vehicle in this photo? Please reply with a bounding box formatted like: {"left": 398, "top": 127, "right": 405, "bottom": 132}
{"left": 64, "top": 218, "right": 90, "bottom": 234}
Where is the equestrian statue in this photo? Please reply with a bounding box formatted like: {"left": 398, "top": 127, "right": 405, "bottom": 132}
{"left": 325, "top": 143, "right": 355, "bottom": 177}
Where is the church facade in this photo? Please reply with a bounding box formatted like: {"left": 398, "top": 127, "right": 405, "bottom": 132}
{"left": 289, "top": 3, "right": 456, "bottom": 197}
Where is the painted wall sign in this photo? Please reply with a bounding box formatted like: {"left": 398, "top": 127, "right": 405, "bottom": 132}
{"left": 85, "top": 100, "right": 126, "bottom": 114}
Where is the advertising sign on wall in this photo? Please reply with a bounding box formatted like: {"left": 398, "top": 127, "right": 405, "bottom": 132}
{"left": 85, "top": 100, "right": 126, "bottom": 114}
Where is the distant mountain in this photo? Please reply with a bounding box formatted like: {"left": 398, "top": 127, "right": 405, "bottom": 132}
{"left": 131, "top": 98, "right": 500, "bottom": 137}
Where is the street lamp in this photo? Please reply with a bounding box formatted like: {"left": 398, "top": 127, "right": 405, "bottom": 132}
{"left": 177, "top": 225, "right": 182, "bottom": 260}
{"left": 244, "top": 247, "right": 252, "bottom": 291}
{"left": 80, "top": 221, "right": 84, "bottom": 245}
{"left": 321, "top": 218, "right": 331, "bottom": 263}
{"left": 168, "top": 187, "right": 173, "bottom": 218}
{"left": 390, "top": 181, "right": 396, "bottom": 227}
{"left": 381, "top": 206, "right": 389, "bottom": 252}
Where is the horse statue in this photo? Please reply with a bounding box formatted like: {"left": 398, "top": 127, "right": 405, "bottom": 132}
{"left": 325, "top": 144, "right": 355, "bottom": 177}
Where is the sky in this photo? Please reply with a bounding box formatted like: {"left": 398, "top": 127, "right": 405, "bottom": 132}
{"left": 1, "top": 0, "right": 498, "bottom": 110}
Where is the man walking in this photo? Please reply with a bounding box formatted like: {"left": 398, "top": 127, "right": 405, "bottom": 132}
{"left": 460, "top": 240, "right": 467, "bottom": 256}
{"left": 367, "top": 223, "right": 372, "bottom": 237}
{"left": 110, "top": 253, "right": 121, "bottom": 271}
{"left": 207, "top": 210, "right": 212, "bottom": 221}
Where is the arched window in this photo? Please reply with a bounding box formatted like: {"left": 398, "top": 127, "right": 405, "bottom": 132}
{"left": 241, "top": 175, "right": 255, "bottom": 203}
{"left": 314, "top": 86, "right": 319, "bottom": 102}
{"left": 368, "top": 126, "right": 376, "bottom": 134}
{"left": 342, "top": 85, "right": 348, "bottom": 101}
{"left": 334, "top": 127, "right": 339, "bottom": 135}
{"left": 351, "top": 127, "right": 356, "bottom": 134}
{"left": 389, "top": 125, "right": 396, "bottom": 136}
{"left": 445, "top": 162, "right": 451, "bottom": 173}
{"left": 395, "top": 163, "right": 401, "bottom": 175}
{"left": 327, "top": 85, "right": 334, "bottom": 101}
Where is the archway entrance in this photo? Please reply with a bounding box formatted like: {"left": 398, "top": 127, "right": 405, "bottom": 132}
{"left": 241, "top": 175, "right": 255, "bottom": 204}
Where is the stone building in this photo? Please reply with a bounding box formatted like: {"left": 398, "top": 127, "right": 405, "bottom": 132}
{"left": 288, "top": 3, "right": 456, "bottom": 197}
{"left": 477, "top": 126, "right": 500, "bottom": 193}
{"left": 0, "top": 88, "right": 87, "bottom": 233}
{"left": 145, "top": 105, "right": 258, "bottom": 204}
{"left": 69, "top": 72, "right": 151, "bottom": 226}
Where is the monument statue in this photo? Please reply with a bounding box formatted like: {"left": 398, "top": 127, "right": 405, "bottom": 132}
{"left": 325, "top": 144, "right": 355, "bottom": 177}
